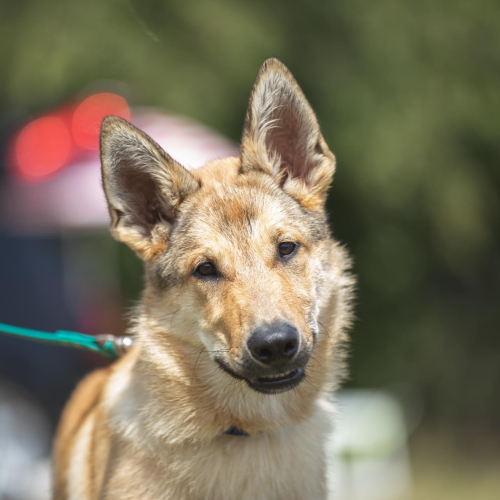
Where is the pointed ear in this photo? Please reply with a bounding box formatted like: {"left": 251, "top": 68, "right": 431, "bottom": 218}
{"left": 100, "top": 116, "right": 200, "bottom": 260}
{"left": 240, "top": 58, "right": 336, "bottom": 211}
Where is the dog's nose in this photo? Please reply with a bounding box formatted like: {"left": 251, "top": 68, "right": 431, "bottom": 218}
{"left": 247, "top": 322, "right": 299, "bottom": 366}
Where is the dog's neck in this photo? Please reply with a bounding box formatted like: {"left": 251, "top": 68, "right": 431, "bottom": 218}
{"left": 104, "top": 321, "right": 334, "bottom": 451}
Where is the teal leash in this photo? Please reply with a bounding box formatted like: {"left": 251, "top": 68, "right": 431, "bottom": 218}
{"left": 0, "top": 322, "right": 133, "bottom": 360}
{"left": 0, "top": 322, "right": 250, "bottom": 436}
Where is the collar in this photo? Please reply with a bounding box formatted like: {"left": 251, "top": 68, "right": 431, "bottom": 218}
{"left": 223, "top": 426, "right": 249, "bottom": 436}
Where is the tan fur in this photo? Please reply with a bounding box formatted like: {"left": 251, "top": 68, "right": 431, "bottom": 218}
{"left": 53, "top": 58, "right": 355, "bottom": 500}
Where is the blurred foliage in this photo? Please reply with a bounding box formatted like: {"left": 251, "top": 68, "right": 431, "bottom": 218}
{"left": 1, "top": 0, "right": 499, "bottom": 432}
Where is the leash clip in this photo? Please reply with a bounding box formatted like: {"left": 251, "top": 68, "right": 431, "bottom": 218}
{"left": 95, "top": 334, "right": 134, "bottom": 357}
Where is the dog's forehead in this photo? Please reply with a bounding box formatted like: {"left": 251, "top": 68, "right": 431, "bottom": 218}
{"left": 168, "top": 158, "right": 328, "bottom": 258}
{"left": 184, "top": 181, "right": 297, "bottom": 240}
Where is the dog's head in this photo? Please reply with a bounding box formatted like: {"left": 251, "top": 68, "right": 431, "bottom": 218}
{"left": 100, "top": 59, "right": 347, "bottom": 396}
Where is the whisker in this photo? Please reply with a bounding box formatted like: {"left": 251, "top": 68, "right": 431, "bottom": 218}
{"left": 304, "top": 377, "right": 319, "bottom": 392}
{"left": 304, "top": 367, "right": 323, "bottom": 375}
{"left": 191, "top": 348, "right": 208, "bottom": 383}
{"left": 318, "top": 321, "right": 334, "bottom": 348}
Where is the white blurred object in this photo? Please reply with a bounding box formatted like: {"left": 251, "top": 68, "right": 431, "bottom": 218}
{"left": 0, "top": 380, "right": 51, "bottom": 500}
{"left": 327, "top": 390, "right": 412, "bottom": 500}
{"left": 0, "top": 108, "right": 238, "bottom": 233}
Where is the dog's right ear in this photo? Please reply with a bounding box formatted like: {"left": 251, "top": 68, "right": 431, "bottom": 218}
{"left": 240, "top": 59, "right": 336, "bottom": 212}
{"left": 100, "top": 117, "right": 200, "bottom": 260}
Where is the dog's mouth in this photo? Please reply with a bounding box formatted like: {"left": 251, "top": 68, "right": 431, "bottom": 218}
{"left": 250, "top": 368, "right": 304, "bottom": 393}
{"left": 215, "top": 359, "right": 305, "bottom": 394}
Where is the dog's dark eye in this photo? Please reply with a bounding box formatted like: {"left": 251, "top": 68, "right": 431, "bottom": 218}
{"left": 278, "top": 242, "right": 298, "bottom": 259}
{"left": 194, "top": 262, "right": 218, "bottom": 278}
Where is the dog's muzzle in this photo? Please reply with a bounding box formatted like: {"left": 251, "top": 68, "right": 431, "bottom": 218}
{"left": 216, "top": 322, "right": 310, "bottom": 394}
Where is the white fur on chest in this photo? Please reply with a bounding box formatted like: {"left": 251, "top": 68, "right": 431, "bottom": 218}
{"left": 185, "top": 402, "right": 333, "bottom": 500}
{"left": 117, "top": 398, "right": 335, "bottom": 500}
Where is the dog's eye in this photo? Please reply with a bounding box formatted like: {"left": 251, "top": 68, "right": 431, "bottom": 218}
{"left": 278, "top": 242, "right": 298, "bottom": 259}
{"left": 194, "top": 262, "right": 218, "bottom": 278}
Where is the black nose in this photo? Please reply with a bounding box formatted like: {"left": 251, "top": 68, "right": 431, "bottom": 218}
{"left": 247, "top": 322, "right": 299, "bottom": 366}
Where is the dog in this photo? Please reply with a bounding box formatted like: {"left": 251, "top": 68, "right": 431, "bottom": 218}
{"left": 53, "top": 58, "right": 355, "bottom": 500}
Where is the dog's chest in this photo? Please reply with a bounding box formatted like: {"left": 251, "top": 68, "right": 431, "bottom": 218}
{"left": 102, "top": 368, "right": 335, "bottom": 499}
{"left": 185, "top": 427, "right": 328, "bottom": 500}
{"left": 119, "top": 404, "right": 333, "bottom": 500}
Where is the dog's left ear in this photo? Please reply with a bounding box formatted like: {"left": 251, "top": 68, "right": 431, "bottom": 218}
{"left": 100, "top": 117, "right": 200, "bottom": 260}
{"left": 240, "top": 58, "right": 335, "bottom": 211}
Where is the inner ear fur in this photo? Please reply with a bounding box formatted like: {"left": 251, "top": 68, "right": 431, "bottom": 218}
{"left": 240, "top": 58, "right": 336, "bottom": 211}
{"left": 100, "top": 116, "right": 200, "bottom": 260}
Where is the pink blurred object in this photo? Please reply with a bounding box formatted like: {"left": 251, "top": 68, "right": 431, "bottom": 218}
{"left": 1, "top": 108, "right": 238, "bottom": 233}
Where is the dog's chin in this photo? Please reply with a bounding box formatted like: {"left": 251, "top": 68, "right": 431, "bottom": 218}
{"left": 215, "top": 359, "right": 306, "bottom": 394}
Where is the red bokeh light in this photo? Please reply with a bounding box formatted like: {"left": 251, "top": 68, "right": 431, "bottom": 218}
{"left": 72, "top": 93, "right": 130, "bottom": 150}
{"left": 15, "top": 116, "right": 72, "bottom": 181}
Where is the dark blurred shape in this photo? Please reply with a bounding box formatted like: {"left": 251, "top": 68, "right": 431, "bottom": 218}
{"left": 0, "top": 235, "right": 90, "bottom": 425}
